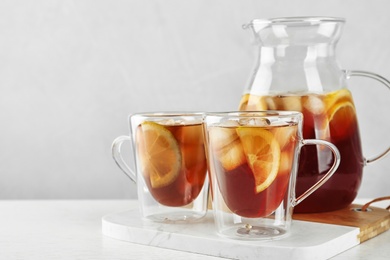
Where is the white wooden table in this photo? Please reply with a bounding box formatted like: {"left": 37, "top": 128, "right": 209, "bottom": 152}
{"left": 0, "top": 199, "right": 388, "bottom": 259}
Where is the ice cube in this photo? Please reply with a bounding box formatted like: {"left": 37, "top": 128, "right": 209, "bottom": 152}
{"left": 238, "top": 117, "right": 270, "bottom": 127}
{"left": 279, "top": 151, "right": 293, "bottom": 173}
{"left": 265, "top": 96, "right": 278, "bottom": 109}
{"left": 303, "top": 96, "right": 325, "bottom": 115}
{"left": 282, "top": 96, "right": 302, "bottom": 111}
{"left": 219, "top": 119, "right": 240, "bottom": 127}
{"left": 156, "top": 119, "right": 176, "bottom": 125}
{"left": 273, "top": 125, "right": 297, "bottom": 148}
{"left": 183, "top": 119, "right": 202, "bottom": 125}
{"left": 269, "top": 121, "right": 288, "bottom": 127}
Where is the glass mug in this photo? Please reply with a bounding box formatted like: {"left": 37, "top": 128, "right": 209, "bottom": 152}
{"left": 239, "top": 17, "right": 390, "bottom": 213}
{"left": 203, "top": 111, "right": 340, "bottom": 239}
{"left": 112, "top": 112, "right": 209, "bottom": 222}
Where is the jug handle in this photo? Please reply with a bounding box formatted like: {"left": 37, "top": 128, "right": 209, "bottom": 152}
{"left": 111, "top": 135, "right": 137, "bottom": 183}
{"left": 344, "top": 70, "right": 390, "bottom": 165}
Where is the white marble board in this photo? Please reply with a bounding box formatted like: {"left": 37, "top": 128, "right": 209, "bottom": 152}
{"left": 102, "top": 210, "right": 360, "bottom": 260}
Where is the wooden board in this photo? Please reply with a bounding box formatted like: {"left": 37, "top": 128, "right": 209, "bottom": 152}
{"left": 293, "top": 204, "right": 390, "bottom": 242}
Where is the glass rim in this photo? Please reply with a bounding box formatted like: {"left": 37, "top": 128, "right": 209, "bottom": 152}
{"left": 244, "top": 16, "right": 345, "bottom": 28}
{"left": 130, "top": 111, "right": 204, "bottom": 118}
{"left": 204, "top": 110, "right": 303, "bottom": 118}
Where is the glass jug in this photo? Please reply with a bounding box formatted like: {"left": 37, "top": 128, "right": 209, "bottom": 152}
{"left": 239, "top": 17, "right": 390, "bottom": 213}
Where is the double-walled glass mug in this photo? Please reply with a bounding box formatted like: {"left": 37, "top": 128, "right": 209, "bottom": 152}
{"left": 112, "top": 112, "right": 209, "bottom": 222}
{"left": 204, "top": 111, "right": 340, "bottom": 239}
{"left": 239, "top": 17, "right": 390, "bottom": 213}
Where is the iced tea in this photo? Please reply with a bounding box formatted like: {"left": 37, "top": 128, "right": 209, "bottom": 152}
{"left": 239, "top": 88, "right": 364, "bottom": 212}
{"left": 208, "top": 122, "right": 298, "bottom": 218}
{"left": 136, "top": 121, "right": 207, "bottom": 207}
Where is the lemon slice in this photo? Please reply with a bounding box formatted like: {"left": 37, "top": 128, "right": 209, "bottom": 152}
{"left": 328, "top": 101, "right": 355, "bottom": 123}
{"left": 236, "top": 127, "right": 281, "bottom": 193}
{"left": 272, "top": 125, "right": 298, "bottom": 150}
{"left": 325, "top": 88, "right": 353, "bottom": 111}
{"left": 137, "top": 121, "right": 181, "bottom": 188}
{"left": 208, "top": 127, "right": 246, "bottom": 171}
{"left": 327, "top": 101, "right": 356, "bottom": 138}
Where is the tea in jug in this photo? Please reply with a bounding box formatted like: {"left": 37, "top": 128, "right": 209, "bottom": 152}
{"left": 239, "top": 17, "right": 390, "bottom": 213}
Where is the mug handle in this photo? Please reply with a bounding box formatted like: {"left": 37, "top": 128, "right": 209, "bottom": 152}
{"left": 111, "top": 135, "right": 137, "bottom": 182}
{"left": 344, "top": 70, "right": 390, "bottom": 165}
{"left": 293, "top": 139, "right": 341, "bottom": 206}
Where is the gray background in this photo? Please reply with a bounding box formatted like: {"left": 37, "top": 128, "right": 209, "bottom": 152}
{"left": 1, "top": 0, "right": 389, "bottom": 199}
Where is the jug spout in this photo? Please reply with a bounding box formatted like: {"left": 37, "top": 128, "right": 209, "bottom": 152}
{"left": 243, "top": 17, "right": 345, "bottom": 47}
